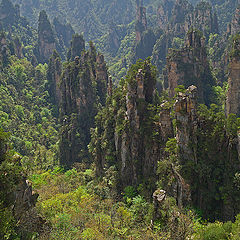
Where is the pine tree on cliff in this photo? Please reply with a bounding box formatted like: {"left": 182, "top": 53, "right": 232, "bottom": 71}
{"left": 37, "top": 10, "right": 56, "bottom": 63}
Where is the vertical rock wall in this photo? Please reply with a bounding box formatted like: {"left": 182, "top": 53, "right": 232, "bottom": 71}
{"left": 226, "top": 36, "right": 240, "bottom": 116}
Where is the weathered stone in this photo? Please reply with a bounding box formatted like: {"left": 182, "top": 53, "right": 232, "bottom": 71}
{"left": 135, "top": 2, "right": 147, "bottom": 42}
{"left": 174, "top": 85, "right": 198, "bottom": 164}
{"left": 167, "top": 30, "right": 214, "bottom": 105}
{"left": 226, "top": 36, "right": 240, "bottom": 116}
{"left": 37, "top": 10, "right": 56, "bottom": 63}
{"left": 227, "top": 6, "right": 240, "bottom": 35}
{"left": 67, "top": 34, "right": 85, "bottom": 61}
{"left": 60, "top": 42, "right": 108, "bottom": 167}
{"left": 47, "top": 50, "right": 62, "bottom": 108}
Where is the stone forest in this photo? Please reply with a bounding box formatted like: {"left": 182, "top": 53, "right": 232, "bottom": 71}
{"left": 0, "top": 0, "right": 240, "bottom": 239}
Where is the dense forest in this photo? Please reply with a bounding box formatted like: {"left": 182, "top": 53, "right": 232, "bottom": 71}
{"left": 0, "top": 0, "right": 240, "bottom": 239}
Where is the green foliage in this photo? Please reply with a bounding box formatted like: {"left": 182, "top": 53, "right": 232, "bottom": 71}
{"left": 0, "top": 203, "right": 18, "bottom": 240}
{"left": 0, "top": 56, "right": 59, "bottom": 172}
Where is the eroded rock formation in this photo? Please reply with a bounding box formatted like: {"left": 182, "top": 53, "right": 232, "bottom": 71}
{"left": 67, "top": 34, "right": 85, "bottom": 61}
{"left": 60, "top": 42, "right": 108, "bottom": 167}
{"left": 135, "top": 1, "right": 147, "bottom": 42}
{"left": 37, "top": 10, "right": 56, "bottom": 63}
{"left": 47, "top": 50, "right": 62, "bottom": 108}
{"left": 226, "top": 35, "right": 240, "bottom": 116}
{"left": 227, "top": 5, "right": 240, "bottom": 35}
{"left": 167, "top": 29, "right": 214, "bottom": 104}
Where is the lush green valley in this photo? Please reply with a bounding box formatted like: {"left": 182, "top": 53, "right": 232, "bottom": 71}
{"left": 0, "top": 0, "right": 240, "bottom": 239}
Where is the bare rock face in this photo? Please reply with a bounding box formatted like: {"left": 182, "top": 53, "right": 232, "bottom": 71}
{"left": 226, "top": 36, "right": 240, "bottom": 117}
{"left": 167, "top": 29, "right": 214, "bottom": 105}
{"left": 37, "top": 10, "right": 56, "bottom": 63}
{"left": 169, "top": 0, "right": 193, "bottom": 37}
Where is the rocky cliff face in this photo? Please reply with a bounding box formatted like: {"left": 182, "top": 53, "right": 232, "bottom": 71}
{"left": 174, "top": 86, "right": 240, "bottom": 220}
{"left": 37, "top": 10, "right": 56, "bottom": 63}
{"left": 47, "top": 50, "right": 62, "bottom": 109}
{"left": 227, "top": 5, "right": 240, "bottom": 35}
{"left": 174, "top": 85, "right": 198, "bottom": 165}
{"left": 59, "top": 42, "right": 108, "bottom": 167}
{"left": 67, "top": 34, "right": 85, "bottom": 61}
{"left": 135, "top": 2, "right": 147, "bottom": 42}
{"left": 0, "top": 32, "right": 9, "bottom": 68}
{"left": 166, "top": 29, "right": 214, "bottom": 104}
{"left": 152, "top": 0, "right": 219, "bottom": 85}
{"left": 91, "top": 60, "right": 174, "bottom": 193}
{"left": 226, "top": 35, "right": 240, "bottom": 116}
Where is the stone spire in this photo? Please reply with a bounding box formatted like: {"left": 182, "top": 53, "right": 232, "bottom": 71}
{"left": 135, "top": 1, "right": 147, "bottom": 41}
{"left": 37, "top": 10, "right": 56, "bottom": 63}
{"left": 226, "top": 35, "right": 240, "bottom": 116}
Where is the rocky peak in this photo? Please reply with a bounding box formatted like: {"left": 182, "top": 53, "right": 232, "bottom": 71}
{"left": 47, "top": 50, "right": 62, "bottom": 109}
{"left": 96, "top": 53, "right": 108, "bottom": 105}
{"left": 192, "top": 1, "right": 219, "bottom": 35}
{"left": 60, "top": 43, "right": 108, "bottom": 167}
{"left": 67, "top": 34, "right": 85, "bottom": 61}
{"left": 135, "top": 1, "right": 147, "bottom": 42}
{"left": 226, "top": 35, "right": 240, "bottom": 116}
{"left": 167, "top": 29, "right": 214, "bottom": 104}
{"left": 37, "top": 10, "right": 56, "bottom": 63}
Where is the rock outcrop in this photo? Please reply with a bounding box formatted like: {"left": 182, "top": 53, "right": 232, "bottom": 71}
{"left": 174, "top": 86, "right": 240, "bottom": 221}
{"left": 92, "top": 60, "right": 174, "bottom": 192}
{"left": 226, "top": 35, "right": 240, "bottom": 116}
{"left": 227, "top": 5, "right": 240, "bottom": 35}
{"left": 60, "top": 41, "right": 108, "bottom": 167}
{"left": 135, "top": 1, "right": 147, "bottom": 42}
{"left": 0, "top": 31, "right": 9, "bottom": 67}
{"left": 67, "top": 34, "right": 85, "bottom": 61}
{"left": 166, "top": 29, "right": 214, "bottom": 105}
{"left": 174, "top": 85, "right": 198, "bottom": 165}
{"left": 47, "top": 50, "right": 62, "bottom": 109}
{"left": 13, "top": 36, "right": 23, "bottom": 58}
{"left": 37, "top": 10, "right": 56, "bottom": 63}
